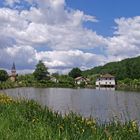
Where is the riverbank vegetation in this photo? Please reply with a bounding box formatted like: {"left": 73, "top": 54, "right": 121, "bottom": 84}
{"left": 1, "top": 56, "right": 140, "bottom": 90}
{"left": 0, "top": 61, "right": 87, "bottom": 89}
{"left": 0, "top": 94, "right": 140, "bottom": 140}
{"left": 83, "top": 56, "right": 140, "bottom": 89}
{"left": 0, "top": 73, "right": 140, "bottom": 91}
{"left": 117, "top": 78, "right": 140, "bottom": 91}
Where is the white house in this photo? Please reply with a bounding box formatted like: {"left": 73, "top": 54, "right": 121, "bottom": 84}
{"left": 75, "top": 77, "right": 89, "bottom": 85}
{"left": 50, "top": 76, "right": 59, "bottom": 83}
{"left": 96, "top": 74, "right": 116, "bottom": 87}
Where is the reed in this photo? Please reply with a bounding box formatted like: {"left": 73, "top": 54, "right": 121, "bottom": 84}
{"left": 0, "top": 94, "right": 140, "bottom": 140}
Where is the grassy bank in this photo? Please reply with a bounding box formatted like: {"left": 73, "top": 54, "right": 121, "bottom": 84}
{"left": 0, "top": 94, "right": 140, "bottom": 140}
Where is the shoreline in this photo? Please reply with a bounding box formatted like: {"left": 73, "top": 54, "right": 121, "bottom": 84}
{"left": 1, "top": 84, "right": 140, "bottom": 93}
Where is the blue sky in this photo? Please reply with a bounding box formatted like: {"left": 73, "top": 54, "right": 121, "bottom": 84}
{"left": 0, "top": 0, "right": 140, "bottom": 73}
{"left": 1, "top": 0, "right": 140, "bottom": 36}
{"left": 66, "top": 0, "right": 140, "bottom": 36}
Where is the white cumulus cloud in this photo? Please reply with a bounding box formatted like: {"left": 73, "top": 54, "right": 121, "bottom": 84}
{"left": 0, "top": 0, "right": 140, "bottom": 73}
{"left": 106, "top": 16, "right": 140, "bottom": 60}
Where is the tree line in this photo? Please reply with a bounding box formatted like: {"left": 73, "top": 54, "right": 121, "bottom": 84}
{"left": 0, "top": 61, "right": 86, "bottom": 89}
{"left": 1, "top": 56, "right": 140, "bottom": 89}
{"left": 82, "top": 56, "right": 140, "bottom": 80}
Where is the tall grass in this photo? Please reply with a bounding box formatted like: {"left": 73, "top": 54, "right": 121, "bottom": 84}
{"left": 0, "top": 94, "right": 140, "bottom": 140}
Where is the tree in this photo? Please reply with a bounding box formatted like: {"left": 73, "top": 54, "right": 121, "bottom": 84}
{"left": 33, "top": 60, "right": 49, "bottom": 81}
{"left": 69, "top": 67, "right": 82, "bottom": 78}
{"left": 52, "top": 72, "right": 59, "bottom": 78}
{"left": 0, "top": 70, "right": 8, "bottom": 82}
{"left": 82, "top": 55, "right": 140, "bottom": 80}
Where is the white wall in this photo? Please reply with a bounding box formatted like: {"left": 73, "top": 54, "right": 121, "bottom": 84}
{"left": 96, "top": 78, "right": 115, "bottom": 86}
{"left": 76, "top": 78, "right": 87, "bottom": 85}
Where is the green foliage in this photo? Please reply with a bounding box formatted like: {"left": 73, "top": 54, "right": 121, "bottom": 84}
{"left": 83, "top": 56, "right": 140, "bottom": 80}
{"left": 52, "top": 72, "right": 59, "bottom": 78}
{"left": 0, "top": 72, "right": 76, "bottom": 89}
{"left": 0, "top": 80, "right": 15, "bottom": 89}
{"left": 79, "top": 81, "right": 85, "bottom": 88}
{"left": 69, "top": 67, "right": 82, "bottom": 78}
{"left": 33, "top": 60, "right": 49, "bottom": 81}
{"left": 58, "top": 75, "right": 75, "bottom": 88}
{"left": 17, "top": 74, "right": 37, "bottom": 87}
{"left": 18, "top": 74, "right": 34, "bottom": 82}
{"left": 123, "top": 78, "right": 132, "bottom": 85}
{"left": 0, "top": 70, "right": 8, "bottom": 82}
{"left": 0, "top": 94, "right": 140, "bottom": 140}
{"left": 86, "top": 74, "right": 100, "bottom": 86}
{"left": 117, "top": 78, "right": 140, "bottom": 91}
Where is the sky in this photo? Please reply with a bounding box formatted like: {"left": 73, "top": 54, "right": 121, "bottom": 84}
{"left": 0, "top": 0, "right": 140, "bottom": 74}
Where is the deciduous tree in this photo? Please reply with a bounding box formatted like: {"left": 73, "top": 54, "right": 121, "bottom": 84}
{"left": 0, "top": 70, "right": 8, "bottom": 82}
{"left": 33, "top": 60, "right": 49, "bottom": 81}
{"left": 69, "top": 67, "right": 82, "bottom": 78}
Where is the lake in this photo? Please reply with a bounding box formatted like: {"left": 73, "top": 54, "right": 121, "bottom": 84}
{"left": 1, "top": 87, "right": 140, "bottom": 123}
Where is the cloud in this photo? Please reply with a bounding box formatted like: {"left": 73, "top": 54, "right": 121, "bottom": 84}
{"left": 0, "top": 0, "right": 140, "bottom": 73}
{"left": 106, "top": 16, "right": 140, "bottom": 60}
{"left": 0, "top": 2, "right": 103, "bottom": 49}
{"left": 36, "top": 50, "right": 107, "bottom": 69}
{"left": 0, "top": 45, "right": 37, "bottom": 70}
{"left": 0, "top": 0, "right": 106, "bottom": 72}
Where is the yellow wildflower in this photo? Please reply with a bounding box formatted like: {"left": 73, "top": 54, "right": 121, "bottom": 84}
{"left": 0, "top": 94, "right": 14, "bottom": 104}
{"left": 132, "top": 120, "right": 137, "bottom": 131}
{"left": 108, "top": 136, "right": 112, "bottom": 140}
{"left": 82, "top": 129, "right": 85, "bottom": 133}
{"left": 32, "top": 119, "right": 36, "bottom": 123}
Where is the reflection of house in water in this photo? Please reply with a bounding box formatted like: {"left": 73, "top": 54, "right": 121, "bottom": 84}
{"left": 96, "top": 87, "right": 115, "bottom": 91}
{"left": 9, "top": 63, "right": 17, "bottom": 82}
{"left": 96, "top": 74, "right": 116, "bottom": 87}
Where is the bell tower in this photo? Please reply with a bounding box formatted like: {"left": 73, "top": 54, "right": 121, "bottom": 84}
{"left": 10, "top": 62, "right": 17, "bottom": 82}
{"left": 11, "top": 62, "right": 16, "bottom": 76}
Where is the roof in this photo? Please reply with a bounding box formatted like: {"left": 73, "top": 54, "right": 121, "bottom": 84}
{"left": 75, "top": 76, "right": 83, "bottom": 81}
{"left": 75, "top": 76, "right": 89, "bottom": 81}
{"left": 100, "top": 74, "right": 115, "bottom": 78}
{"left": 12, "top": 62, "right": 16, "bottom": 70}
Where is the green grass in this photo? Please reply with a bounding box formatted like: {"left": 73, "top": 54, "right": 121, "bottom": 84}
{"left": 0, "top": 94, "right": 140, "bottom": 140}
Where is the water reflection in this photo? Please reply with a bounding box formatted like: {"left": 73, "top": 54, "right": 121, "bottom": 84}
{"left": 96, "top": 87, "right": 115, "bottom": 91}
{"left": 1, "top": 88, "right": 140, "bottom": 123}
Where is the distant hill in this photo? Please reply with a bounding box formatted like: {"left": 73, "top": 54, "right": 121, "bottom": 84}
{"left": 83, "top": 56, "right": 140, "bottom": 80}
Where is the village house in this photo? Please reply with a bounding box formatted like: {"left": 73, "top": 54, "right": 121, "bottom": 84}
{"left": 9, "top": 63, "right": 17, "bottom": 82}
{"left": 75, "top": 76, "right": 89, "bottom": 85}
{"left": 50, "top": 76, "right": 59, "bottom": 83}
{"left": 96, "top": 74, "right": 116, "bottom": 87}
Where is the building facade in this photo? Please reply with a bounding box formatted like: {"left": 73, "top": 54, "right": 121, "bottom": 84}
{"left": 50, "top": 76, "right": 59, "bottom": 83}
{"left": 96, "top": 74, "right": 116, "bottom": 87}
{"left": 75, "top": 77, "right": 89, "bottom": 85}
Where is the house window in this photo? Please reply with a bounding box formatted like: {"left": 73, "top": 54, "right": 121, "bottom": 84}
{"left": 106, "top": 78, "right": 107, "bottom": 80}
{"left": 106, "top": 82, "right": 107, "bottom": 85}
{"left": 110, "top": 78, "right": 112, "bottom": 80}
{"left": 109, "top": 82, "right": 111, "bottom": 84}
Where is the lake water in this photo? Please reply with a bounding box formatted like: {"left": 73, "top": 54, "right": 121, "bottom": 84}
{"left": 1, "top": 87, "right": 140, "bottom": 123}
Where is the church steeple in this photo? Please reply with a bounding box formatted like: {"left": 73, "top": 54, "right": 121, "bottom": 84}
{"left": 12, "top": 62, "right": 16, "bottom": 70}
{"left": 10, "top": 62, "right": 17, "bottom": 82}
{"left": 11, "top": 62, "right": 16, "bottom": 76}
